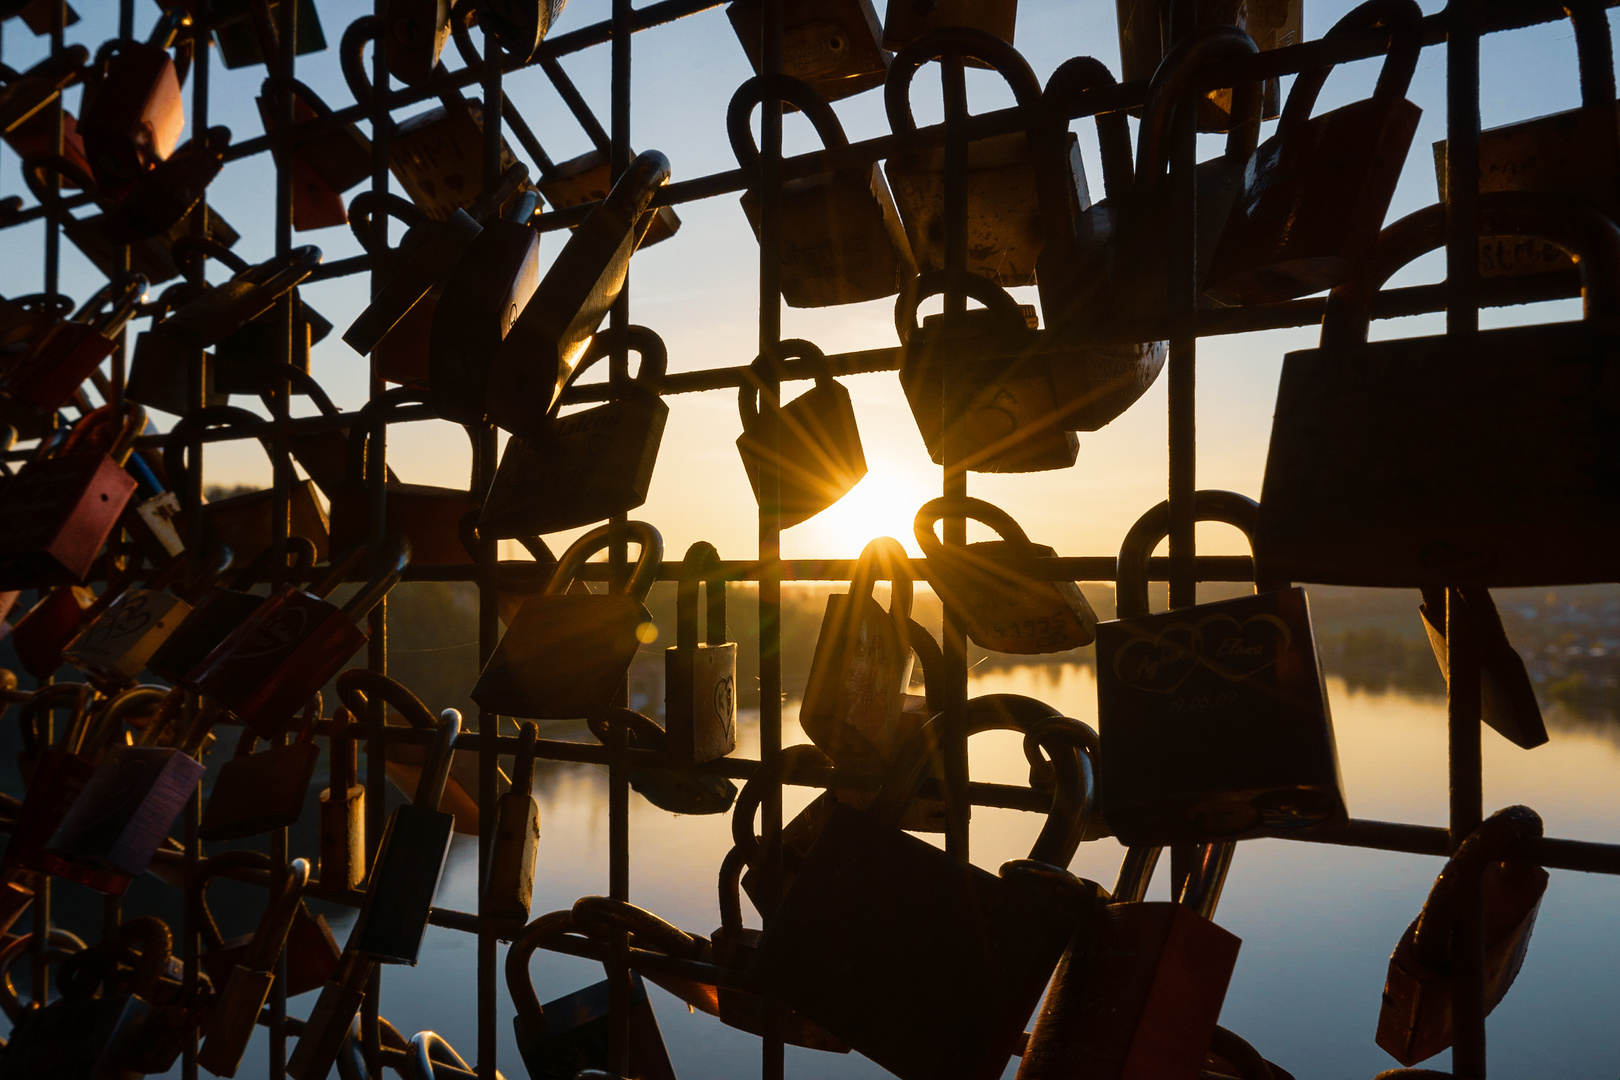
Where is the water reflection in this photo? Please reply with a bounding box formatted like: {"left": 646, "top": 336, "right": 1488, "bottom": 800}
{"left": 266, "top": 669, "right": 1620, "bottom": 1079}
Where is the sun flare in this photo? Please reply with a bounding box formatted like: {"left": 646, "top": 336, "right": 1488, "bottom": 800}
{"left": 786, "top": 466, "right": 941, "bottom": 559}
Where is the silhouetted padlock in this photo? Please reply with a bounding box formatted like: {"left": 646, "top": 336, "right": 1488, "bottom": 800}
{"left": 194, "top": 848, "right": 339, "bottom": 999}
{"left": 585, "top": 708, "right": 739, "bottom": 816}
{"left": 63, "top": 545, "right": 231, "bottom": 687}
{"left": 730, "top": 73, "right": 914, "bottom": 306}
{"left": 1098, "top": 489, "right": 1347, "bottom": 844}
{"left": 881, "top": 0, "right": 1014, "bottom": 54}
{"left": 257, "top": 77, "right": 372, "bottom": 232}
{"left": 319, "top": 705, "right": 367, "bottom": 892}
{"left": 95, "top": 125, "right": 231, "bottom": 245}
{"left": 1418, "top": 588, "right": 1548, "bottom": 751}
{"left": 479, "top": 0, "right": 569, "bottom": 61}
{"left": 914, "top": 496, "right": 1096, "bottom": 654}
{"left": 385, "top": 0, "right": 450, "bottom": 87}
{"left": 1116, "top": 0, "right": 1296, "bottom": 131}
{"left": 727, "top": 0, "right": 888, "bottom": 103}
{"left": 537, "top": 147, "right": 681, "bottom": 250}
{"left": 472, "top": 522, "right": 662, "bottom": 719}
{"left": 198, "top": 697, "right": 322, "bottom": 841}
{"left": 480, "top": 325, "right": 668, "bottom": 536}
{"left": 664, "top": 541, "right": 737, "bottom": 766}
{"left": 735, "top": 339, "right": 867, "bottom": 528}
{"left": 1376, "top": 806, "right": 1550, "bottom": 1067}
{"left": 78, "top": 9, "right": 187, "bottom": 190}
{"left": 484, "top": 722, "right": 541, "bottom": 927}
{"left": 0, "top": 274, "right": 144, "bottom": 420}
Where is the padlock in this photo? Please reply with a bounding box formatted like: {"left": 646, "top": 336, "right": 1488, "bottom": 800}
{"left": 150, "top": 244, "right": 321, "bottom": 353}
{"left": 729, "top": 743, "right": 836, "bottom": 915}
{"left": 0, "top": 916, "right": 171, "bottom": 1080}
{"left": 734, "top": 339, "right": 868, "bottom": 527}
{"left": 585, "top": 707, "right": 739, "bottom": 816}
{"left": 62, "top": 190, "right": 243, "bottom": 286}
{"left": 215, "top": 292, "right": 335, "bottom": 396}
{"left": 484, "top": 721, "right": 541, "bottom": 927}
{"left": 0, "top": 44, "right": 88, "bottom": 135}
{"left": 1418, "top": 588, "right": 1548, "bottom": 751}
{"left": 472, "top": 521, "right": 662, "bottom": 719}
{"left": 287, "top": 950, "right": 377, "bottom": 1080}
{"left": 191, "top": 538, "right": 407, "bottom": 739}
{"left": 914, "top": 496, "right": 1097, "bottom": 653}
{"left": 881, "top": 0, "right": 1015, "bottom": 54}
{"left": 0, "top": 403, "right": 143, "bottom": 590}
{"left": 750, "top": 710, "right": 1094, "bottom": 1080}
{"left": 487, "top": 151, "right": 670, "bottom": 440}
{"left": 1254, "top": 194, "right": 1620, "bottom": 588}
{"left": 198, "top": 696, "right": 322, "bottom": 840}
{"left": 95, "top": 124, "right": 231, "bottom": 245}
{"left": 354, "top": 711, "right": 459, "bottom": 965}
{"left": 257, "top": 77, "right": 372, "bottom": 231}
{"left": 799, "top": 535, "right": 918, "bottom": 773}
{"left": 1036, "top": 29, "right": 1260, "bottom": 340}
{"left": 0, "top": 291, "right": 72, "bottom": 356}
{"left": 537, "top": 148, "right": 681, "bottom": 250}
{"left": 727, "top": 0, "right": 886, "bottom": 103}
{"left": 0, "top": 273, "right": 144, "bottom": 421}
{"left": 194, "top": 849, "right": 340, "bottom": 1000}
{"left": 210, "top": 0, "right": 327, "bottom": 70}
{"left": 1116, "top": 0, "right": 1297, "bottom": 131}
{"left": 1098, "top": 489, "right": 1347, "bottom": 844}
{"left": 61, "top": 544, "right": 230, "bottom": 688}
{"left": 884, "top": 29, "right": 1081, "bottom": 287}
{"left": 340, "top": 165, "right": 529, "bottom": 359}
{"left": 119, "top": 452, "right": 188, "bottom": 564}
{"left": 385, "top": 0, "right": 451, "bottom": 87}
{"left": 568, "top": 895, "right": 722, "bottom": 1019}
{"left": 319, "top": 704, "right": 367, "bottom": 892}
{"left": 127, "top": 279, "right": 229, "bottom": 416}
{"left": 327, "top": 392, "right": 481, "bottom": 565}
{"left": 1206, "top": 0, "right": 1424, "bottom": 305}
{"left": 663, "top": 541, "right": 737, "bottom": 765}
{"left": 199, "top": 857, "right": 319, "bottom": 1078}
{"left": 1432, "top": 1, "right": 1620, "bottom": 280}
{"left": 1376, "top": 806, "right": 1550, "bottom": 1067}
{"left": 1203, "top": 1025, "right": 1298, "bottom": 1080}
{"left": 163, "top": 405, "right": 332, "bottom": 566}
{"left": 730, "top": 73, "right": 914, "bottom": 305}
{"left": 425, "top": 190, "right": 543, "bottom": 426}
{"left": 480, "top": 0, "right": 568, "bottom": 61}
{"left": 480, "top": 325, "right": 668, "bottom": 536}
{"left": 0, "top": 929, "right": 87, "bottom": 1030}
{"left": 146, "top": 536, "right": 319, "bottom": 686}
{"left": 896, "top": 271, "right": 1078, "bottom": 472}
{"left": 47, "top": 687, "right": 209, "bottom": 877}
{"left": 1016, "top": 844, "right": 1242, "bottom": 1080}
{"left": 507, "top": 911, "right": 680, "bottom": 1080}
{"left": 403, "top": 1030, "right": 511, "bottom": 1080}
{"left": 12, "top": 583, "right": 100, "bottom": 679}
{"left": 78, "top": 8, "right": 187, "bottom": 190}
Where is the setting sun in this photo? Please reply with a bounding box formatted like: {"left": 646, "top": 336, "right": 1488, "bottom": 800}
{"left": 786, "top": 465, "right": 941, "bottom": 560}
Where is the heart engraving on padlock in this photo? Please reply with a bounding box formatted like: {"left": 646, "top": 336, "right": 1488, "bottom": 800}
{"left": 230, "top": 607, "right": 312, "bottom": 661}
{"left": 713, "top": 676, "right": 735, "bottom": 722}
{"left": 1112, "top": 612, "right": 1292, "bottom": 694}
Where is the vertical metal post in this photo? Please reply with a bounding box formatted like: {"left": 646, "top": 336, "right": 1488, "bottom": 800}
{"left": 1446, "top": 0, "right": 1481, "bottom": 336}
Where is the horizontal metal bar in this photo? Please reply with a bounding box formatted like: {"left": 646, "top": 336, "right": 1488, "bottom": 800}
{"left": 1294, "top": 818, "right": 1620, "bottom": 876}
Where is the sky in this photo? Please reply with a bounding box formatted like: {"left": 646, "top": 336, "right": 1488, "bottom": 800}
{"left": 0, "top": 0, "right": 1604, "bottom": 566}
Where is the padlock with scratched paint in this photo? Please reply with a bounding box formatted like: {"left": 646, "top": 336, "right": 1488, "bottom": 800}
{"left": 480, "top": 325, "right": 668, "bottom": 536}
{"left": 664, "top": 541, "right": 737, "bottom": 765}
{"left": 484, "top": 721, "right": 541, "bottom": 927}
{"left": 257, "top": 77, "right": 372, "bottom": 231}
{"left": 727, "top": 0, "right": 887, "bottom": 103}
{"left": 735, "top": 340, "right": 867, "bottom": 528}
{"left": 319, "top": 705, "right": 367, "bottom": 892}
{"left": 730, "top": 73, "right": 914, "bottom": 305}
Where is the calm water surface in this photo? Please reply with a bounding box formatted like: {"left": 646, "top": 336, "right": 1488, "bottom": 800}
{"left": 245, "top": 668, "right": 1620, "bottom": 1079}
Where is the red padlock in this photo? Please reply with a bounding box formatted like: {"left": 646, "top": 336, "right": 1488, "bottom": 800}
{"left": 78, "top": 8, "right": 190, "bottom": 191}
{"left": 0, "top": 274, "right": 145, "bottom": 420}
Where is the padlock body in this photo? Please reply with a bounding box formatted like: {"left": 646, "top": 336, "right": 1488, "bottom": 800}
{"left": 211, "top": 298, "right": 316, "bottom": 394}
{"left": 881, "top": 0, "right": 1015, "bottom": 52}
{"left": 942, "top": 352, "right": 1079, "bottom": 473}
{"left": 664, "top": 642, "right": 738, "bottom": 765}
{"left": 1017, "top": 901, "right": 1242, "bottom": 1080}
{"left": 515, "top": 974, "right": 679, "bottom": 1080}
{"left": 926, "top": 538, "right": 1097, "bottom": 653}
{"left": 0, "top": 455, "right": 137, "bottom": 589}
{"left": 481, "top": 394, "right": 668, "bottom": 536}
{"left": 736, "top": 378, "right": 867, "bottom": 527}
{"left": 1255, "top": 318, "right": 1620, "bottom": 588}
{"left": 712, "top": 925, "right": 851, "bottom": 1052}
{"left": 195, "top": 478, "right": 332, "bottom": 567}
{"left": 1375, "top": 859, "right": 1549, "bottom": 1066}
{"left": 390, "top": 98, "right": 527, "bottom": 220}
{"left": 48, "top": 745, "right": 206, "bottom": 877}
{"left": 728, "top": 0, "right": 888, "bottom": 103}
{"left": 318, "top": 783, "right": 367, "bottom": 892}
{"left": 197, "top": 964, "right": 276, "bottom": 1078}
{"left": 64, "top": 588, "right": 192, "bottom": 685}
{"left": 128, "top": 332, "right": 229, "bottom": 417}
{"left": 472, "top": 593, "right": 650, "bottom": 719}
{"left": 65, "top": 204, "right": 241, "bottom": 286}
{"left": 1117, "top": 0, "right": 1293, "bottom": 130}
{"left": 751, "top": 803, "right": 1077, "bottom": 1080}
{"left": 354, "top": 802, "right": 455, "bottom": 964}
{"left": 189, "top": 586, "right": 366, "bottom": 738}
{"left": 484, "top": 791, "right": 539, "bottom": 925}
{"left": 1419, "top": 594, "right": 1548, "bottom": 750}
{"left": 0, "top": 991, "right": 152, "bottom": 1080}
{"left": 375, "top": 289, "right": 437, "bottom": 387}
{"left": 540, "top": 150, "right": 682, "bottom": 249}
{"left": 1097, "top": 587, "right": 1346, "bottom": 844}
{"left": 124, "top": 492, "right": 186, "bottom": 561}
{"left": 329, "top": 482, "right": 478, "bottom": 566}
{"left": 203, "top": 908, "right": 340, "bottom": 999}
{"left": 12, "top": 583, "right": 97, "bottom": 679}
{"left": 4, "top": 748, "right": 132, "bottom": 894}
{"left": 799, "top": 593, "right": 917, "bottom": 773}
{"left": 198, "top": 739, "right": 321, "bottom": 840}
{"left": 739, "top": 165, "right": 915, "bottom": 306}
{"left": 1208, "top": 96, "right": 1422, "bottom": 305}
{"left": 81, "top": 44, "right": 184, "bottom": 187}
{"left": 1, "top": 320, "right": 118, "bottom": 413}
{"left": 286, "top": 974, "right": 366, "bottom": 1080}
{"left": 148, "top": 586, "right": 268, "bottom": 685}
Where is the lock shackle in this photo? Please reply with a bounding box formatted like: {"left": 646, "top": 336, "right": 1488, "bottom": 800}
{"left": 571, "top": 896, "right": 709, "bottom": 960}
{"left": 848, "top": 536, "right": 914, "bottom": 624}
{"left": 414, "top": 710, "right": 460, "bottom": 810}
{"left": 229, "top": 534, "right": 319, "bottom": 591}
{"left": 727, "top": 73, "right": 850, "bottom": 170}
{"left": 246, "top": 858, "right": 313, "bottom": 974}
{"left": 717, "top": 843, "right": 751, "bottom": 939}
{"left": 18, "top": 681, "right": 95, "bottom": 756}
{"left": 912, "top": 496, "right": 1036, "bottom": 562}
{"left": 191, "top": 848, "right": 276, "bottom": 952}
{"left": 584, "top": 707, "right": 669, "bottom": 755}
{"left": 510, "top": 721, "right": 538, "bottom": 792}
{"left": 1566, "top": 0, "right": 1618, "bottom": 110}
{"left": 545, "top": 520, "right": 663, "bottom": 602}
{"left": 161, "top": 405, "right": 279, "bottom": 513}
{"left": 1279, "top": 0, "right": 1422, "bottom": 136}
{"left": 259, "top": 76, "right": 347, "bottom": 155}
{"left": 114, "top": 915, "right": 174, "bottom": 1000}
{"left": 86, "top": 684, "right": 170, "bottom": 756}
{"left": 178, "top": 542, "right": 236, "bottom": 604}
{"left": 56, "top": 400, "right": 146, "bottom": 464}
{"left": 884, "top": 26, "right": 1043, "bottom": 136}
{"left": 895, "top": 268, "right": 1028, "bottom": 343}
{"left": 1115, "top": 489, "right": 1281, "bottom": 619}
{"left": 342, "top": 387, "right": 476, "bottom": 490}
{"left": 1409, "top": 805, "right": 1544, "bottom": 970}
{"left": 1135, "top": 27, "right": 1261, "bottom": 195}
{"left": 1323, "top": 194, "right": 1620, "bottom": 349}
{"left": 0, "top": 930, "right": 85, "bottom": 1025}
{"left": 1111, "top": 845, "right": 1163, "bottom": 904}
{"left": 340, "top": 15, "right": 385, "bottom": 108}
{"left": 735, "top": 338, "right": 840, "bottom": 429}
{"left": 336, "top": 669, "right": 439, "bottom": 733}
{"left": 405, "top": 1031, "right": 482, "bottom": 1080}
{"left": 567, "top": 324, "right": 670, "bottom": 398}
{"left": 336, "top": 533, "right": 412, "bottom": 621}
{"left": 906, "top": 616, "right": 947, "bottom": 717}
{"left": 171, "top": 235, "right": 252, "bottom": 280}
{"left": 1178, "top": 840, "right": 1236, "bottom": 919}
{"left": 348, "top": 191, "right": 431, "bottom": 256}
{"left": 151, "top": 278, "right": 212, "bottom": 322}
{"left": 18, "top": 150, "right": 99, "bottom": 205}
{"left": 1205, "top": 1026, "right": 1277, "bottom": 1080}
{"left": 68, "top": 272, "right": 147, "bottom": 336}
{"left": 675, "top": 541, "right": 728, "bottom": 651}
{"left": 1022, "top": 713, "right": 1102, "bottom": 851}
{"left": 1034, "top": 56, "right": 1133, "bottom": 264}
{"left": 505, "top": 908, "right": 581, "bottom": 1035}
{"left": 730, "top": 743, "right": 834, "bottom": 862}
